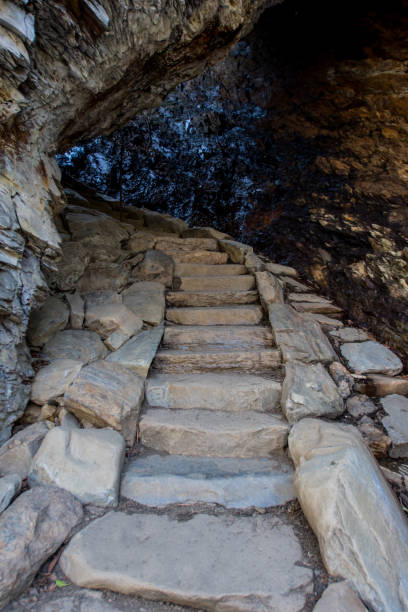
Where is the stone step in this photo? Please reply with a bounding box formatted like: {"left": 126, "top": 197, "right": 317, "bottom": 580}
{"left": 139, "top": 408, "right": 289, "bottom": 457}
{"left": 121, "top": 454, "right": 295, "bottom": 508}
{"left": 174, "top": 263, "right": 246, "bottom": 277}
{"left": 166, "top": 305, "right": 264, "bottom": 326}
{"left": 145, "top": 373, "right": 281, "bottom": 412}
{"left": 177, "top": 275, "right": 255, "bottom": 291}
{"left": 166, "top": 290, "right": 258, "bottom": 307}
{"left": 60, "top": 512, "right": 313, "bottom": 612}
{"left": 164, "top": 250, "right": 229, "bottom": 264}
{"left": 163, "top": 324, "right": 273, "bottom": 348}
{"left": 155, "top": 237, "right": 218, "bottom": 252}
{"left": 153, "top": 348, "right": 281, "bottom": 373}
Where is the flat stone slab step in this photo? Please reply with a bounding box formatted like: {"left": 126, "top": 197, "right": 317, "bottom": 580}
{"left": 174, "top": 263, "right": 246, "bottom": 277}
{"left": 155, "top": 237, "right": 218, "bottom": 252}
{"left": 140, "top": 408, "right": 289, "bottom": 457}
{"left": 166, "top": 290, "right": 258, "bottom": 307}
{"left": 121, "top": 454, "right": 295, "bottom": 508}
{"left": 165, "top": 250, "right": 229, "bottom": 264}
{"left": 163, "top": 324, "right": 273, "bottom": 348}
{"left": 145, "top": 373, "right": 281, "bottom": 412}
{"left": 153, "top": 348, "right": 281, "bottom": 373}
{"left": 166, "top": 305, "right": 264, "bottom": 326}
{"left": 177, "top": 275, "right": 255, "bottom": 291}
{"left": 60, "top": 512, "right": 313, "bottom": 612}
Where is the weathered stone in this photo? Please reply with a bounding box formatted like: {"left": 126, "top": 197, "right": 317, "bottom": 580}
{"left": 127, "top": 232, "right": 155, "bottom": 253}
{"left": 293, "top": 300, "right": 344, "bottom": 317}
{"left": 166, "top": 305, "right": 263, "bottom": 326}
{"left": 85, "top": 301, "right": 142, "bottom": 340}
{"left": 0, "top": 1, "right": 35, "bottom": 44}
{"left": 178, "top": 274, "right": 255, "bottom": 291}
{"left": 329, "top": 327, "right": 370, "bottom": 343}
{"left": 174, "top": 262, "right": 246, "bottom": 276}
{"left": 66, "top": 292, "right": 84, "bottom": 329}
{"left": 219, "top": 239, "right": 253, "bottom": 263}
{"left": 42, "top": 330, "right": 108, "bottom": 363}
{"left": 154, "top": 347, "right": 281, "bottom": 374}
{"left": 122, "top": 454, "right": 295, "bottom": 509}
{"left": 27, "top": 296, "right": 69, "bottom": 347}
{"left": 289, "top": 418, "right": 408, "bottom": 612}
{"left": 279, "top": 276, "right": 312, "bottom": 292}
{"left": 66, "top": 210, "right": 130, "bottom": 243}
{"left": 245, "top": 252, "right": 265, "bottom": 273}
{"left": 166, "top": 250, "right": 228, "bottom": 264}
{"left": 146, "top": 373, "right": 281, "bottom": 412}
{"left": 79, "top": 233, "right": 122, "bottom": 263}
{"left": 329, "top": 361, "right": 354, "bottom": 398}
{"left": 0, "top": 422, "right": 49, "bottom": 478}
{"left": 268, "top": 304, "right": 336, "bottom": 364}
{"left": 47, "top": 241, "right": 90, "bottom": 291}
{"left": 305, "top": 313, "right": 344, "bottom": 330}
{"left": 381, "top": 394, "right": 408, "bottom": 458}
{"left": 163, "top": 324, "right": 273, "bottom": 348}
{"left": 346, "top": 394, "right": 377, "bottom": 418}
{"left": 122, "top": 281, "right": 165, "bottom": 326}
{"left": 155, "top": 236, "right": 218, "bottom": 252}
{"left": 40, "top": 590, "right": 122, "bottom": 612}
{"left": 106, "top": 326, "right": 164, "bottom": 378}
{"left": 29, "top": 427, "right": 125, "bottom": 506}
{"left": 265, "top": 262, "right": 298, "bottom": 278}
{"left": 59, "top": 408, "right": 81, "bottom": 430}
{"left": 355, "top": 374, "right": 408, "bottom": 397}
{"left": 31, "top": 359, "right": 83, "bottom": 405}
{"left": 0, "top": 473, "right": 21, "bottom": 514}
{"left": 289, "top": 292, "right": 333, "bottom": 303}
{"left": 358, "top": 420, "right": 391, "bottom": 457}
{"left": 282, "top": 362, "right": 344, "bottom": 423}
{"left": 60, "top": 512, "right": 313, "bottom": 611}
{"left": 0, "top": 486, "right": 82, "bottom": 609}
{"left": 76, "top": 262, "right": 129, "bottom": 293}
{"left": 132, "top": 249, "right": 174, "bottom": 287}
{"left": 85, "top": 290, "right": 121, "bottom": 309}
{"left": 313, "top": 582, "right": 368, "bottom": 612}
{"left": 182, "top": 226, "right": 230, "bottom": 240}
{"left": 166, "top": 289, "right": 258, "bottom": 307}
{"left": 143, "top": 209, "right": 187, "bottom": 234}
{"left": 140, "top": 408, "right": 289, "bottom": 458}
{"left": 64, "top": 361, "right": 144, "bottom": 445}
{"left": 256, "top": 270, "right": 284, "bottom": 307}
{"left": 340, "top": 341, "right": 403, "bottom": 375}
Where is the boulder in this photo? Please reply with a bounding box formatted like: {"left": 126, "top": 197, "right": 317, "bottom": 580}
{"left": 42, "top": 330, "right": 108, "bottom": 363}
{"left": 27, "top": 296, "right": 69, "bottom": 347}
{"left": 127, "top": 231, "right": 155, "bottom": 253}
{"left": 313, "top": 582, "right": 368, "bottom": 611}
{"left": 381, "top": 394, "right": 408, "bottom": 458}
{"left": 76, "top": 262, "right": 129, "bottom": 293}
{"left": 182, "top": 226, "right": 230, "bottom": 240}
{"left": 66, "top": 210, "right": 130, "bottom": 242}
{"left": 0, "top": 473, "right": 21, "bottom": 514}
{"left": 329, "top": 361, "right": 354, "bottom": 399}
{"left": 31, "top": 359, "right": 83, "bottom": 405}
{"left": 47, "top": 241, "right": 90, "bottom": 291}
{"left": 132, "top": 249, "right": 174, "bottom": 287}
{"left": 0, "top": 486, "right": 82, "bottom": 609}
{"left": 245, "top": 252, "right": 265, "bottom": 273}
{"left": 219, "top": 239, "right": 253, "bottom": 264}
{"left": 255, "top": 271, "right": 284, "bottom": 306}
{"left": 106, "top": 325, "right": 164, "bottom": 378}
{"left": 79, "top": 233, "right": 122, "bottom": 263}
{"left": 329, "top": 327, "right": 370, "bottom": 343}
{"left": 289, "top": 419, "right": 408, "bottom": 612}
{"left": 265, "top": 262, "right": 298, "bottom": 278}
{"left": 66, "top": 292, "right": 84, "bottom": 329}
{"left": 268, "top": 304, "right": 336, "bottom": 364}
{"left": 143, "top": 209, "right": 187, "bottom": 234}
{"left": 282, "top": 362, "right": 344, "bottom": 423}
{"left": 85, "top": 301, "right": 142, "bottom": 340}
{"left": 0, "top": 422, "right": 50, "bottom": 478}
{"left": 63, "top": 360, "right": 144, "bottom": 445}
{"left": 122, "top": 281, "right": 165, "bottom": 326}
{"left": 29, "top": 427, "right": 125, "bottom": 506}
{"left": 340, "top": 341, "right": 403, "bottom": 375}
{"left": 346, "top": 394, "right": 377, "bottom": 418}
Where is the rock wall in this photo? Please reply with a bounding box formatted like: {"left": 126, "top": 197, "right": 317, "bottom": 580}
{"left": 61, "top": 0, "right": 408, "bottom": 365}
{"left": 0, "top": 0, "right": 276, "bottom": 442}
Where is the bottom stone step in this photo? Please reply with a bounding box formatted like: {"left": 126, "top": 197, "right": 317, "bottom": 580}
{"left": 121, "top": 453, "right": 295, "bottom": 508}
{"left": 60, "top": 512, "right": 314, "bottom": 612}
{"left": 140, "top": 408, "right": 289, "bottom": 458}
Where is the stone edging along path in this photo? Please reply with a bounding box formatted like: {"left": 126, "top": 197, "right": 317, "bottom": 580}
{"left": 0, "top": 188, "right": 408, "bottom": 611}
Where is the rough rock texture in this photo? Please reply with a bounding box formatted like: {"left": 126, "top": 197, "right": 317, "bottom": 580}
{"left": 27, "top": 296, "right": 69, "bottom": 347}
{"left": 0, "top": 0, "right": 274, "bottom": 441}
{"left": 42, "top": 330, "right": 108, "bottom": 363}
{"left": 106, "top": 325, "right": 164, "bottom": 378}
{"left": 29, "top": 426, "right": 125, "bottom": 506}
{"left": 381, "top": 394, "right": 408, "bottom": 458}
{"left": 30, "top": 359, "right": 83, "bottom": 405}
{"left": 0, "top": 473, "right": 21, "bottom": 515}
{"left": 0, "top": 486, "right": 83, "bottom": 609}
{"left": 289, "top": 418, "right": 408, "bottom": 612}
{"left": 340, "top": 341, "right": 403, "bottom": 375}
{"left": 0, "top": 422, "right": 50, "bottom": 479}
{"left": 40, "top": 591, "right": 122, "bottom": 612}
{"left": 313, "top": 582, "right": 368, "bottom": 612}
{"left": 60, "top": 512, "right": 313, "bottom": 611}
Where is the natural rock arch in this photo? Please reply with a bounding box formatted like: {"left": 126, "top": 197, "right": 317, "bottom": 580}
{"left": 0, "top": 0, "right": 276, "bottom": 441}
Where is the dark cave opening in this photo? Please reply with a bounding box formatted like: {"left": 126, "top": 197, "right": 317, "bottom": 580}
{"left": 58, "top": 0, "right": 408, "bottom": 361}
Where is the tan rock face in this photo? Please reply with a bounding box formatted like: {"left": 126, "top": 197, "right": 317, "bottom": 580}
{"left": 27, "top": 296, "right": 69, "bottom": 347}
{"left": 289, "top": 419, "right": 408, "bottom": 612}
{"left": 30, "top": 359, "right": 83, "bottom": 405}
{"left": 122, "top": 281, "right": 165, "bottom": 326}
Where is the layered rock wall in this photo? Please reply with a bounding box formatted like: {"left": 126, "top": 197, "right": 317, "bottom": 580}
{"left": 0, "top": 0, "right": 274, "bottom": 441}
